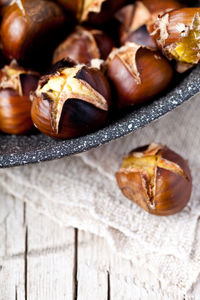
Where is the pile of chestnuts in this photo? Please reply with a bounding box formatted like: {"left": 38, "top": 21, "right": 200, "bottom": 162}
{"left": 0, "top": 0, "right": 199, "bottom": 138}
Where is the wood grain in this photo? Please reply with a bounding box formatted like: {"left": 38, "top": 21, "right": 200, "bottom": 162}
{"left": 0, "top": 197, "right": 143, "bottom": 300}
{"left": 1, "top": 197, "right": 196, "bottom": 299}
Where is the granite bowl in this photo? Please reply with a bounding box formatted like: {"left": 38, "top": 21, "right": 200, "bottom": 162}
{"left": 0, "top": 65, "right": 200, "bottom": 168}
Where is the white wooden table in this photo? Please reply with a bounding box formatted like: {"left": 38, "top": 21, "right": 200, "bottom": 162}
{"left": 0, "top": 198, "right": 143, "bottom": 300}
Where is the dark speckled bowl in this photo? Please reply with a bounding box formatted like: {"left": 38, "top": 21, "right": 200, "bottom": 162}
{"left": 0, "top": 65, "right": 200, "bottom": 168}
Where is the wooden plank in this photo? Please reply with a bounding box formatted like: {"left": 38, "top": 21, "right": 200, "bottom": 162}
{"left": 76, "top": 230, "right": 109, "bottom": 300}
{"left": 0, "top": 258, "right": 25, "bottom": 300}
{"left": 76, "top": 230, "right": 161, "bottom": 300}
{"left": 0, "top": 195, "right": 166, "bottom": 300}
{"left": 0, "top": 193, "right": 25, "bottom": 300}
{"left": 25, "top": 205, "right": 75, "bottom": 300}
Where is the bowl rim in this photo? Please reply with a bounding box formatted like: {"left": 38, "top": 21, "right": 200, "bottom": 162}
{"left": 0, "top": 65, "right": 200, "bottom": 168}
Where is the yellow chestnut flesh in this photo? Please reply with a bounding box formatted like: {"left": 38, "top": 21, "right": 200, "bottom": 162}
{"left": 152, "top": 8, "right": 200, "bottom": 65}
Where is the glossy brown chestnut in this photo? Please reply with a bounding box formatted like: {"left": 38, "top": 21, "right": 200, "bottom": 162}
{"left": 0, "top": 62, "right": 39, "bottom": 134}
{"left": 106, "top": 43, "right": 173, "bottom": 108}
{"left": 31, "top": 60, "right": 111, "bottom": 139}
{"left": 116, "top": 143, "right": 192, "bottom": 216}
{"left": 53, "top": 26, "right": 115, "bottom": 65}
{"left": 115, "top": 0, "right": 183, "bottom": 48}
{"left": 1, "top": 0, "right": 66, "bottom": 70}
{"left": 56, "top": 0, "right": 126, "bottom": 24}
{"left": 151, "top": 8, "right": 200, "bottom": 70}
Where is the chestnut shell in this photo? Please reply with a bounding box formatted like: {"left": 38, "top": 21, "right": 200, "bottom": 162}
{"left": 107, "top": 47, "right": 173, "bottom": 108}
{"left": 0, "top": 69, "right": 39, "bottom": 135}
{"left": 116, "top": 145, "right": 192, "bottom": 216}
{"left": 32, "top": 97, "right": 108, "bottom": 139}
{"left": 121, "top": 25, "right": 157, "bottom": 49}
{"left": 53, "top": 27, "right": 114, "bottom": 65}
{"left": 31, "top": 65, "right": 111, "bottom": 139}
{"left": 0, "top": 88, "right": 33, "bottom": 134}
{"left": 1, "top": 0, "right": 67, "bottom": 70}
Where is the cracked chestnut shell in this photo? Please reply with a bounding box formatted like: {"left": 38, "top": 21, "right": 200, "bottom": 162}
{"left": 116, "top": 3, "right": 157, "bottom": 49}
{"left": 0, "top": 62, "right": 39, "bottom": 134}
{"left": 56, "top": 0, "right": 126, "bottom": 24}
{"left": 115, "top": 0, "right": 183, "bottom": 48}
{"left": 151, "top": 8, "right": 200, "bottom": 71}
{"left": 116, "top": 143, "right": 192, "bottom": 216}
{"left": 106, "top": 43, "right": 173, "bottom": 109}
{"left": 53, "top": 26, "right": 115, "bottom": 65}
{"left": 31, "top": 60, "right": 111, "bottom": 139}
{"left": 1, "top": 0, "right": 66, "bottom": 70}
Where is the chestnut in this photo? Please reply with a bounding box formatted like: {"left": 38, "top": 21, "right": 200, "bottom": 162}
{"left": 105, "top": 43, "right": 173, "bottom": 108}
{"left": 0, "top": 61, "right": 39, "bottom": 134}
{"left": 31, "top": 59, "right": 111, "bottom": 139}
{"left": 115, "top": 3, "right": 157, "bottom": 49}
{"left": 53, "top": 26, "right": 115, "bottom": 65}
{"left": 115, "top": 0, "right": 183, "bottom": 48}
{"left": 116, "top": 143, "right": 192, "bottom": 216}
{"left": 151, "top": 8, "right": 200, "bottom": 70}
{"left": 1, "top": 0, "right": 66, "bottom": 70}
{"left": 56, "top": 0, "right": 126, "bottom": 24}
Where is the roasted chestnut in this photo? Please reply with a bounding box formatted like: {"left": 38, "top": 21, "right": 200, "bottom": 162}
{"left": 116, "top": 143, "right": 192, "bottom": 216}
{"left": 31, "top": 60, "right": 111, "bottom": 139}
{"left": 56, "top": 0, "right": 126, "bottom": 24}
{"left": 106, "top": 43, "right": 173, "bottom": 108}
{"left": 1, "top": 0, "right": 66, "bottom": 70}
{"left": 115, "top": 3, "right": 157, "bottom": 48}
{"left": 53, "top": 26, "right": 115, "bottom": 65}
{"left": 151, "top": 8, "right": 200, "bottom": 71}
{"left": 0, "top": 61, "right": 39, "bottom": 134}
{"left": 115, "top": 0, "right": 183, "bottom": 48}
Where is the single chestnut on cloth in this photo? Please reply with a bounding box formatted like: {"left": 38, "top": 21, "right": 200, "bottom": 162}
{"left": 106, "top": 43, "right": 173, "bottom": 108}
{"left": 31, "top": 60, "right": 111, "bottom": 139}
{"left": 53, "top": 26, "right": 115, "bottom": 65}
{"left": 0, "top": 61, "right": 39, "bottom": 134}
{"left": 1, "top": 0, "right": 66, "bottom": 69}
{"left": 116, "top": 143, "right": 192, "bottom": 216}
{"left": 115, "top": 0, "right": 183, "bottom": 48}
{"left": 151, "top": 8, "right": 200, "bottom": 71}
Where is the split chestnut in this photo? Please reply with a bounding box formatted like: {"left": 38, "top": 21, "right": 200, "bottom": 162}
{"left": 151, "top": 8, "right": 200, "bottom": 71}
{"left": 31, "top": 60, "right": 111, "bottom": 139}
{"left": 115, "top": 0, "right": 182, "bottom": 48}
{"left": 53, "top": 26, "right": 114, "bottom": 66}
{"left": 116, "top": 143, "right": 192, "bottom": 216}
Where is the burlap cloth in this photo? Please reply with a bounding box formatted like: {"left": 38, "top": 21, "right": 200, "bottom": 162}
{"left": 1, "top": 94, "right": 200, "bottom": 298}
